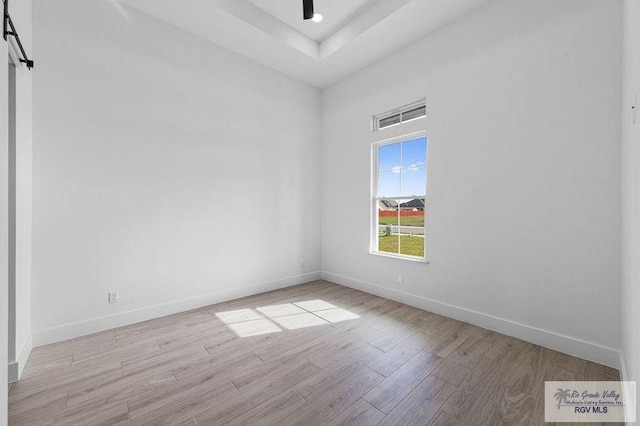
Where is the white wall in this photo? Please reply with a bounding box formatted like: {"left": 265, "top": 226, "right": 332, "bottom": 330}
{"left": 321, "top": 0, "right": 622, "bottom": 367}
{"left": 31, "top": 0, "right": 321, "bottom": 343}
{"left": 622, "top": 0, "right": 640, "bottom": 419}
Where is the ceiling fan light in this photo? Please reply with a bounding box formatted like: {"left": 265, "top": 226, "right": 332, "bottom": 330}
{"left": 312, "top": 13, "right": 323, "bottom": 23}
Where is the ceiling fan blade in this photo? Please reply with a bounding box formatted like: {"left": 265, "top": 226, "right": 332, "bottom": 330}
{"left": 303, "top": 0, "right": 314, "bottom": 20}
{"left": 107, "top": 0, "right": 132, "bottom": 23}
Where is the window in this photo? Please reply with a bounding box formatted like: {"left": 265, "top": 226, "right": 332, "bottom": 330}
{"left": 373, "top": 100, "right": 426, "bottom": 131}
{"left": 371, "top": 133, "right": 427, "bottom": 260}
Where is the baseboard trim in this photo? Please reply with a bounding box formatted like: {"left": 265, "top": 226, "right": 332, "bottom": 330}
{"left": 8, "top": 362, "right": 18, "bottom": 384}
{"left": 32, "top": 271, "right": 321, "bottom": 347}
{"left": 8, "top": 333, "right": 32, "bottom": 383}
{"left": 30, "top": 270, "right": 620, "bottom": 369}
{"left": 321, "top": 271, "right": 621, "bottom": 369}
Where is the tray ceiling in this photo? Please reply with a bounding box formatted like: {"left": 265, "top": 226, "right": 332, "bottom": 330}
{"left": 120, "top": 0, "right": 491, "bottom": 88}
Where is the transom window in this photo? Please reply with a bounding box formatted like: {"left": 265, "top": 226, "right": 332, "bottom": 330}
{"left": 373, "top": 100, "right": 426, "bottom": 131}
{"left": 371, "top": 134, "right": 427, "bottom": 260}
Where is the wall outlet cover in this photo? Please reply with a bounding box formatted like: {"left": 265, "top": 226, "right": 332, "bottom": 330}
{"left": 108, "top": 291, "right": 119, "bottom": 304}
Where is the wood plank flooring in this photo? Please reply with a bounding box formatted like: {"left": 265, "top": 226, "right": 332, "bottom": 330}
{"left": 9, "top": 280, "right": 620, "bottom": 425}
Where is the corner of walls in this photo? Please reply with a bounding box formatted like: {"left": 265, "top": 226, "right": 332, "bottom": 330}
{"left": 619, "top": 351, "right": 629, "bottom": 384}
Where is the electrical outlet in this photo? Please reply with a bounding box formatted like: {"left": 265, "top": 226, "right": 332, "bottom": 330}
{"left": 397, "top": 274, "right": 403, "bottom": 283}
{"left": 108, "top": 291, "right": 119, "bottom": 304}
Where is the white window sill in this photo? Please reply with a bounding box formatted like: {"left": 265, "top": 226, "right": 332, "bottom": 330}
{"left": 369, "top": 251, "right": 430, "bottom": 264}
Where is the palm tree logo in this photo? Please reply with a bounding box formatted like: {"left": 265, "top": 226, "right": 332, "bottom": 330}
{"left": 554, "top": 388, "right": 571, "bottom": 409}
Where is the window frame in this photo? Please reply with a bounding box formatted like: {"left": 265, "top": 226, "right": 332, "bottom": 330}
{"left": 370, "top": 130, "right": 429, "bottom": 262}
{"left": 373, "top": 100, "right": 426, "bottom": 131}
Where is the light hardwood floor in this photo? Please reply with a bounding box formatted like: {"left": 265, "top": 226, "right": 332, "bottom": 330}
{"left": 9, "top": 281, "right": 620, "bottom": 425}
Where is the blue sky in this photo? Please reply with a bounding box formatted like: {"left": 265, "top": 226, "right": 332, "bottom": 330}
{"left": 377, "top": 136, "right": 427, "bottom": 198}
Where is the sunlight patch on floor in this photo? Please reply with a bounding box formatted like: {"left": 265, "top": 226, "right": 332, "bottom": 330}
{"left": 271, "top": 312, "right": 329, "bottom": 330}
{"left": 226, "top": 319, "right": 283, "bottom": 338}
{"left": 293, "top": 300, "right": 337, "bottom": 311}
{"left": 256, "top": 303, "right": 306, "bottom": 317}
{"left": 215, "top": 309, "right": 263, "bottom": 324}
{"left": 215, "top": 300, "right": 360, "bottom": 338}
